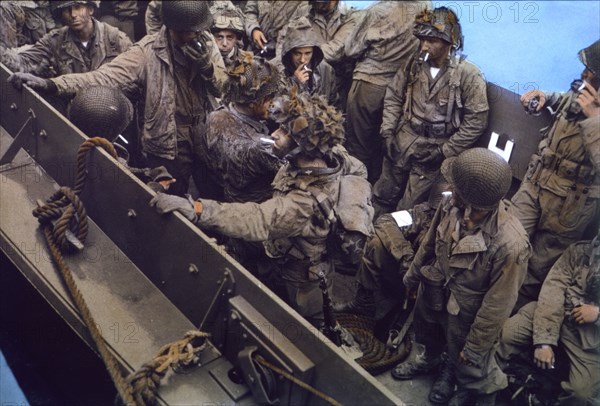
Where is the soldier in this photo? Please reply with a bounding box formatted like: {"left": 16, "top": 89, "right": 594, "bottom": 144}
{"left": 344, "top": 0, "right": 430, "bottom": 184}
{"left": 0, "top": 1, "right": 55, "bottom": 49}
{"left": 274, "top": 17, "right": 338, "bottom": 108}
{"left": 513, "top": 39, "right": 600, "bottom": 309}
{"left": 1, "top": 1, "right": 131, "bottom": 78}
{"left": 373, "top": 7, "right": 488, "bottom": 216}
{"left": 498, "top": 231, "right": 600, "bottom": 404}
{"left": 244, "top": 0, "right": 309, "bottom": 59}
{"left": 393, "top": 148, "right": 531, "bottom": 405}
{"left": 97, "top": 1, "right": 139, "bottom": 42}
{"left": 150, "top": 92, "right": 372, "bottom": 325}
{"left": 8, "top": 1, "right": 227, "bottom": 198}
{"left": 210, "top": 2, "right": 251, "bottom": 70}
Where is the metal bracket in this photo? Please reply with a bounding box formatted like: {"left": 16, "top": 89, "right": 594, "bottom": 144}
{"left": 0, "top": 108, "right": 38, "bottom": 165}
{"left": 238, "top": 346, "right": 279, "bottom": 405}
{"left": 197, "top": 267, "right": 236, "bottom": 331}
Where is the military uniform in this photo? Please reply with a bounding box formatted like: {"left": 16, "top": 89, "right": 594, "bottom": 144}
{"left": 512, "top": 90, "right": 600, "bottom": 305}
{"left": 373, "top": 56, "right": 488, "bottom": 214}
{"left": 403, "top": 198, "right": 531, "bottom": 394}
{"left": 201, "top": 105, "right": 283, "bottom": 203}
{"left": 98, "top": 1, "right": 139, "bottom": 41}
{"left": 49, "top": 25, "right": 227, "bottom": 196}
{"left": 499, "top": 240, "right": 600, "bottom": 404}
{"left": 1, "top": 18, "right": 131, "bottom": 77}
{"left": 344, "top": 0, "right": 431, "bottom": 183}
{"left": 195, "top": 146, "right": 368, "bottom": 322}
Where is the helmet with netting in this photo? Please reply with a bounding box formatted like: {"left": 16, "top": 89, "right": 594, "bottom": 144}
{"left": 68, "top": 86, "right": 133, "bottom": 141}
{"left": 269, "top": 88, "right": 344, "bottom": 159}
{"left": 50, "top": 1, "right": 99, "bottom": 19}
{"left": 222, "top": 54, "right": 280, "bottom": 104}
{"left": 162, "top": 1, "right": 213, "bottom": 32}
{"left": 414, "top": 7, "right": 463, "bottom": 51}
{"left": 210, "top": 2, "right": 245, "bottom": 38}
{"left": 442, "top": 148, "right": 512, "bottom": 210}
{"left": 579, "top": 39, "right": 600, "bottom": 77}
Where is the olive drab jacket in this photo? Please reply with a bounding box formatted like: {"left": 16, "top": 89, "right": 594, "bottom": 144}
{"left": 533, "top": 240, "right": 600, "bottom": 350}
{"left": 1, "top": 18, "right": 132, "bottom": 77}
{"left": 344, "top": 0, "right": 431, "bottom": 87}
{"left": 201, "top": 105, "right": 283, "bottom": 203}
{"left": 404, "top": 198, "right": 531, "bottom": 366}
{"left": 50, "top": 26, "right": 227, "bottom": 160}
{"left": 381, "top": 56, "right": 489, "bottom": 163}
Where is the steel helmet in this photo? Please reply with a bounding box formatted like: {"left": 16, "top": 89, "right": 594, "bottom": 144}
{"left": 210, "top": 2, "right": 245, "bottom": 38}
{"left": 579, "top": 39, "right": 600, "bottom": 77}
{"left": 414, "top": 7, "right": 464, "bottom": 52}
{"left": 223, "top": 54, "right": 280, "bottom": 104}
{"left": 50, "top": 1, "right": 99, "bottom": 19}
{"left": 161, "top": 1, "right": 213, "bottom": 33}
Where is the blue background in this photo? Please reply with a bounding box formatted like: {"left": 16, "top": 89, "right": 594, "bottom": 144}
{"left": 345, "top": 1, "right": 600, "bottom": 93}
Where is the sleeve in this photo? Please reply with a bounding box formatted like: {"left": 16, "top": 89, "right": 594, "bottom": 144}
{"left": 145, "top": 1, "right": 162, "bottom": 36}
{"left": 380, "top": 67, "right": 408, "bottom": 137}
{"left": 2, "top": 31, "right": 56, "bottom": 75}
{"left": 343, "top": 7, "right": 371, "bottom": 60}
{"left": 532, "top": 245, "right": 578, "bottom": 346}
{"left": 244, "top": 1, "right": 261, "bottom": 40}
{"left": 320, "top": 8, "right": 358, "bottom": 64}
{"left": 580, "top": 115, "right": 600, "bottom": 170}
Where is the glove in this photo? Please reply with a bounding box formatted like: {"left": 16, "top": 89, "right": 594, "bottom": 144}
{"left": 381, "top": 132, "right": 396, "bottom": 161}
{"left": 181, "top": 38, "right": 212, "bottom": 74}
{"left": 8, "top": 72, "right": 55, "bottom": 92}
{"left": 415, "top": 145, "right": 444, "bottom": 165}
{"left": 149, "top": 193, "right": 196, "bottom": 222}
{"left": 145, "top": 166, "right": 173, "bottom": 183}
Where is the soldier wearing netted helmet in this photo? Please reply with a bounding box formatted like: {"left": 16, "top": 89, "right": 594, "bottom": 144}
{"left": 8, "top": 1, "right": 227, "bottom": 198}
{"left": 513, "top": 39, "right": 600, "bottom": 310}
{"left": 394, "top": 148, "right": 531, "bottom": 405}
{"left": 373, "top": 6, "right": 488, "bottom": 217}
{"left": 150, "top": 92, "right": 371, "bottom": 326}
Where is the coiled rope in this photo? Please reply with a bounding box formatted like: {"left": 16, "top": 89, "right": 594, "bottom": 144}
{"left": 32, "top": 138, "right": 136, "bottom": 405}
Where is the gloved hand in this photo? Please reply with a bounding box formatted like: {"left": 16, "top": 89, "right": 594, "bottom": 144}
{"left": 181, "top": 38, "right": 212, "bottom": 73}
{"left": 149, "top": 193, "right": 196, "bottom": 222}
{"left": 8, "top": 72, "right": 54, "bottom": 92}
{"left": 144, "top": 166, "right": 176, "bottom": 192}
{"left": 418, "top": 145, "right": 445, "bottom": 165}
{"left": 382, "top": 132, "right": 396, "bottom": 161}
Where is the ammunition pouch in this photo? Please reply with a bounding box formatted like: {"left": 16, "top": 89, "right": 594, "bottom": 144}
{"left": 410, "top": 117, "right": 452, "bottom": 139}
{"left": 417, "top": 265, "right": 446, "bottom": 312}
{"left": 540, "top": 149, "right": 597, "bottom": 185}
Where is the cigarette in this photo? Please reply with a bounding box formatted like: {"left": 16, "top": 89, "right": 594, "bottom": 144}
{"left": 260, "top": 45, "right": 268, "bottom": 55}
{"left": 578, "top": 81, "right": 586, "bottom": 92}
{"left": 195, "top": 40, "right": 202, "bottom": 49}
{"left": 260, "top": 137, "right": 275, "bottom": 144}
{"left": 303, "top": 65, "right": 310, "bottom": 71}
{"left": 117, "top": 134, "right": 129, "bottom": 144}
{"left": 423, "top": 52, "right": 430, "bottom": 62}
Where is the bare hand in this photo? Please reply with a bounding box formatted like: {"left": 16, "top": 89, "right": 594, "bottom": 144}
{"left": 458, "top": 351, "right": 475, "bottom": 367}
{"left": 158, "top": 178, "right": 176, "bottom": 190}
{"left": 571, "top": 304, "right": 600, "bottom": 324}
{"left": 533, "top": 345, "right": 554, "bottom": 369}
{"left": 252, "top": 29, "right": 268, "bottom": 50}
{"left": 521, "top": 89, "right": 546, "bottom": 112}
{"left": 294, "top": 64, "right": 311, "bottom": 84}
{"left": 576, "top": 82, "right": 600, "bottom": 118}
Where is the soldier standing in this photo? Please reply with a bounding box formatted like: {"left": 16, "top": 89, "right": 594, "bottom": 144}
{"left": 513, "top": 39, "right": 600, "bottom": 309}
{"left": 393, "top": 148, "right": 531, "bottom": 405}
{"left": 150, "top": 92, "right": 372, "bottom": 325}
{"left": 373, "top": 7, "right": 488, "bottom": 216}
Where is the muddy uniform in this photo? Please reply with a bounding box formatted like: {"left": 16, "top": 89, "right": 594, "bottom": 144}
{"left": 195, "top": 147, "right": 367, "bottom": 322}
{"left": 499, "top": 240, "right": 600, "bottom": 404}
{"left": 98, "top": 1, "right": 139, "bottom": 41}
{"left": 1, "top": 18, "right": 131, "bottom": 77}
{"left": 373, "top": 57, "right": 488, "bottom": 214}
{"left": 49, "top": 25, "right": 227, "bottom": 196}
{"left": 403, "top": 198, "right": 531, "bottom": 394}
{"left": 344, "top": 1, "right": 430, "bottom": 183}
{"left": 202, "top": 105, "right": 283, "bottom": 203}
{"left": 512, "top": 91, "right": 600, "bottom": 305}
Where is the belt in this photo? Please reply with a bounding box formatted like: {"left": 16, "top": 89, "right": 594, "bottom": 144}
{"left": 541, "top": 151, "right": 597, "bottom": 185}
{"left": 410, "top": 117, "right": 451, "bottom": 138}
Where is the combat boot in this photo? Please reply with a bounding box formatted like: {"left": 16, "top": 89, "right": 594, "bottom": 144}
{"left": 429, "top": 353, "right": 456, "bottom": 404}
{"left": 333, "top": 284, "right": 375, "bottom": 318}
{"left": 391, "top": 349, "right": 439, "bottom": 380}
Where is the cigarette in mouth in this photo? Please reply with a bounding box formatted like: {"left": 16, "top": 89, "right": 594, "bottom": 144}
{"left": 260, "top": 137, "right": 275, "bottom": 144}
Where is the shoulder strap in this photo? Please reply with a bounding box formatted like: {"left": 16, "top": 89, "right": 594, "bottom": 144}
{"left": 306, "top": 185, "right": 336, "bottom": 224}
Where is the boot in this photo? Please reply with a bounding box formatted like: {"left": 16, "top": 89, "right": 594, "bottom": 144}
{"left": 333, "top": 284, "right": 375, "bottom": 318}
{"left": 429, "top": 353, "right": 456, "bottom": 404}
{"left": 448, "top": 387, "right": 475, "bottom": 406}
{"left": 391, "top": 349, "right": 439, "bottom": 380}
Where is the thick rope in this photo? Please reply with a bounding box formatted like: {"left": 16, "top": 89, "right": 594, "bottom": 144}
{"left": 127, "top": 330, "right": 210, "bottom": 406}
{"left": 336, "top": 313, "right": 412, "bottom": 376}
{"left": 254, "top": 354, "right": 343, "bottom": 406}
{"left": 33, "top": 138, "right": 135, "bottom": 405}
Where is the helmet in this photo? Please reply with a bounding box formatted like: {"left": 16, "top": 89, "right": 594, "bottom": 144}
{"left": 50, "top": 1, "right": 99, "bottom": 19}
{"left": 161, "top": 1, "right": 213, "bottom": 33}
{"left": 67, "top": 86, "right": 133, "bottom": 142}
{"left": 223, "top": 54, "right": 280, "bottom": 104}
{"left": 269, "top": 88, "right": 344, "bottom": 159}
{"left": 442, "top": 148, "right": 512, "bottom": 210}
{"left": 579, "top": 39, "right": 600, "bottom": 77}
{"left": 414, "top": 7, "right": 463, "bottom": 51}
{"left": 210, "top": 2, "right": 245, "bottom": 37}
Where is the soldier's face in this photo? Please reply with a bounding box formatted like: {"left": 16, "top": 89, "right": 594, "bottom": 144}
{"left": 291, "top": 47, "right": 314, "bottom": 70}
{"left": 215, "top": 30, "right": 238, "bottom": 55}
{"left": 271, "top": 127, "right": 296, "bottom": 158}
{"left": 61, "top": 4, "right": 93, "bottom": 31}
{"left": 582, "top": 68, "right": 600, "bottom": 90}
{"left": 311, "top": 1, "right": 338, "bottom": 15}
{"left": 419, "top": 37, "right": 451, "bottom": 68}
{"left": 251, "top": 95, "right": 275, "bottom": 120}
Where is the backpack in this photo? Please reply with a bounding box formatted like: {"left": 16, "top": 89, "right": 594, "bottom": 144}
{"left": 307, "top": 175, "right": 374, "bottom": 265}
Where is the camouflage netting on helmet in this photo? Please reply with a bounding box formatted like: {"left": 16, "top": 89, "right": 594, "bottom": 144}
{"left": 222, "top": 54, "right": 280, "bottom": 104}
{"left": 50, "top": 1, "right": 99, "bottom": 19}
{"left": 414, "top": 7, "right": 463, "bottom": 51}
{"left": 270, "top": 88, "right": 344, "bottom": 159}
{"left": 68, "top": 86, "right": 133, "bottom": 141}
{"left": 162, "top": 1, "right": 212, "bottom": 33}
{"left": 210, "top": 2, "right": 245, "bottom": 37}
{"left": 443, "top": 148, "right": 512, "bottom": 210}
{"left": 579, "top": 39, "right": 600, "bottom": 77}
